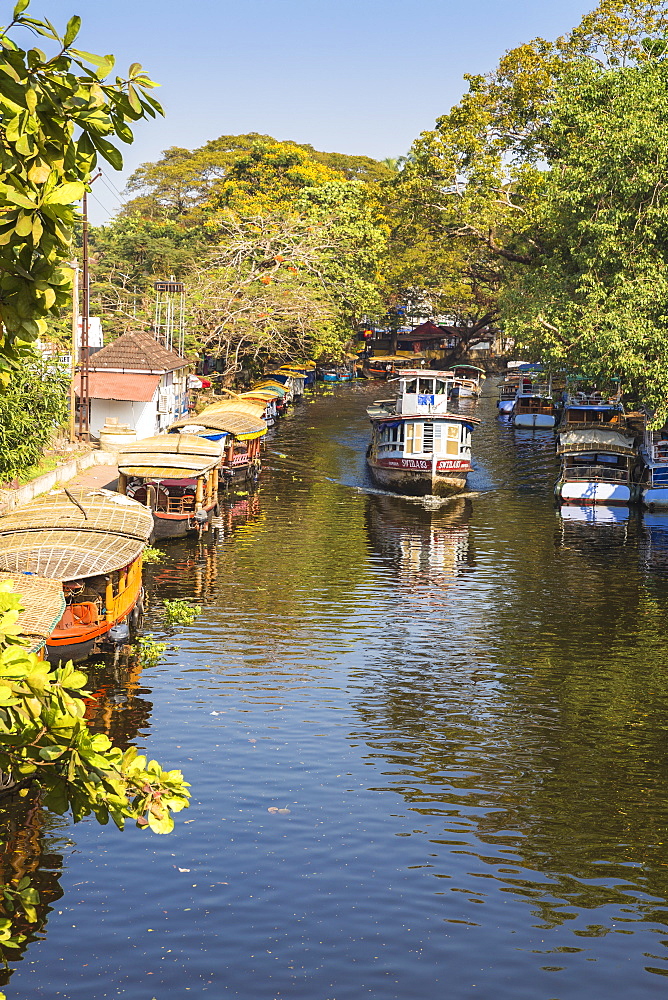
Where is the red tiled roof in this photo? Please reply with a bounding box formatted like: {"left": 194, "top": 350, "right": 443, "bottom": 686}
{"left": 399, "top": 321, "right": 449, "bottom": 343}
{"left": 74, "top": 372, "right": 161, "bottom": 402}
{"left": 88, "top": 331, "right": 188, "bottom": 373}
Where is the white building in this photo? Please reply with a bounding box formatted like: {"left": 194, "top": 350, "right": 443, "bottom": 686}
{"left": 74, "top": 331, "right": 190, "bottom": 441}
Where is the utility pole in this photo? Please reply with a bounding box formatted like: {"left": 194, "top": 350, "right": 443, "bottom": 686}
{"left": 68, "top": 259, "right": 79, "bottom": 443}
{"left": 75, "top": 172, "right": 101, "bottom": 442}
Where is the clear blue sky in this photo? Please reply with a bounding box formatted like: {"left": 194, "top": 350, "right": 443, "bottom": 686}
{"left": 25, "top": 0, "right": 594, "bottom": 222}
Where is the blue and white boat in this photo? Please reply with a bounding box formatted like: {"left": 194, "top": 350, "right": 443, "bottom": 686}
{"left": 641, "top": 429, "right": 668, "bottom": 508}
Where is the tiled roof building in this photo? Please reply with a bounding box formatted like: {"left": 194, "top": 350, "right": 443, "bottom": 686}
{"left": 88, "top": 331, "right": 187, "bottom": 373}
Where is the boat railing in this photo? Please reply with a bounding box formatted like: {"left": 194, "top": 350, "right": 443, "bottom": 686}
{"left": 155, "top": 495, "right": 197, "bottom": 515}
{"left": 559, "top": 417, "right": 625, "bottom": 431}
{"left": 649, "top": 441, "right": 668, "bottom": 463}
{"left": 563, "top": 466, "right": 630, "bottom": 483}
{"left": 514, "top": 400, "right": 554, "bottom": 415}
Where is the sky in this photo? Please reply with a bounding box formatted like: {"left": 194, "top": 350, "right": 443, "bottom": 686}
{"left": 24, "top": 0, "right": 596, "bottom": 223}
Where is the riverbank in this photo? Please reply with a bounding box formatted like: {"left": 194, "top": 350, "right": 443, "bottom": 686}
{"left": 0, "top": 448, "right": 118, "bottom": 515}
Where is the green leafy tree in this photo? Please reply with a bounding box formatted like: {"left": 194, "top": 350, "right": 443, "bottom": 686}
{"left": 0, "top": 356, "right": 68, "bottom": 482}
{"left": 0, "top": 1, "right": 162, "bottom": 375}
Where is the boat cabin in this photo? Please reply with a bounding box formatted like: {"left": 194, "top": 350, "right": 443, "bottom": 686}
{"left": 117, "top": 434, "right": 221, "bottom": 539}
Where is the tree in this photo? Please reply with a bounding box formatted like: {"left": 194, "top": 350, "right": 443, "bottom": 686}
{"left": 0, "top": 355, "right": 68, "bottom": 482}
{"left": 503, "top": 56, "right": 668, "bottom": 418}
{"left": 0, "top": 1, "right": 162, "bottom": 376}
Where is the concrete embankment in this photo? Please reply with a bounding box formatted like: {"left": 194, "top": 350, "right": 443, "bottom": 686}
{"left": 0, "top": 449, "right": 118, "bottom": 515}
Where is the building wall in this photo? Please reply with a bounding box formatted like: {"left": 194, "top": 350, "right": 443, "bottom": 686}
{"left": 89, "top": 398, "right": 158, "bottom": 440}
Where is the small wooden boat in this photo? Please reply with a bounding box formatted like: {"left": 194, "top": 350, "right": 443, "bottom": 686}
{"left": 117, "top": 434, "right": 222, "bottom": 540}
{"left": 511, "top": 375, "right": 557, "bottom": 428}
{"left": 170, "top": 405, "right": 267, "bottom": 486}
{"left": 362, "top": 356, "right": 426, "bottom": 380}
{"left": 555, "top": 398, "right": 641, "bottom": 505}
{"left": 366, "top": 369, "right": 479, "bottom": 496}
{"left": 0, "top": 489, "right": 152, "bottom": 663}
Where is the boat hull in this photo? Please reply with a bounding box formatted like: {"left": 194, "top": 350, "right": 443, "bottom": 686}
{"left": 152, "top": 504, "right": 215, "bottom": 540}
{"left": 557, "top": 480, "right": 635, "bottom": 505}
{"left": 513, "top": 412, "right": 556, "bottom": 428}
{"left": 367, "top": 459, "right": 470, "bottom": 497}
{"left": 642, "top": 486, "right": 668, "bottom": 508}
{"left": 497, "top": 399, "right": 514, "bottom": 414}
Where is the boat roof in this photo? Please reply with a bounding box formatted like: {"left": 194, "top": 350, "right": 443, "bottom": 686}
{"left": 0, "top": 571, "right": 66, "bottom": 653}
{"left": 117, "top": 433, "right": 221, "bottom": 479}
{"left": 170, "top": 407, "right": 267, "bottom": 441}
{"left": 0, "top": 531, "right": 146, "bottom": 582}
{"left": 0, "top": 488, "right": 153, "bottom": 542}
{"left": 371, "top": 412, "right": 480, "bottom": 427}
{"left": 557, "top": 428, "right": 636, "bottom": 456}
{"left": 453, "top": 364, "right": 485, "bottom": 373}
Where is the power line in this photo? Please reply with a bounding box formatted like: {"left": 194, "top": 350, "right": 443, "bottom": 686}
{"left": 100, "top": 173, "right": 126, "bottom": 205}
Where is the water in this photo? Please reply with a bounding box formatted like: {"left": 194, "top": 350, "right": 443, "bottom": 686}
{"left": 6, "top": 382, "right": 668, "bottom": 999}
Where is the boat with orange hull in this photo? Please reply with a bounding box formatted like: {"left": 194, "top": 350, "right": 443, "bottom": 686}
{"left": 0, "top": 489, "right": 153, "bottom": 663}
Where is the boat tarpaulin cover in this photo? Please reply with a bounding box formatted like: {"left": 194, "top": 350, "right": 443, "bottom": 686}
{"left": 558, "top": 428, "right": 636, "bottom": 455}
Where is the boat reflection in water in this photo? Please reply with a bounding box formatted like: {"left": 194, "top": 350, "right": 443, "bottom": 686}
{"left": 640, "top": 512, "right": 668, "bottom": 575}
{"left": 555, "top": 504, "right": 633, "bottom": 568}
{"left": 365, "top": 494, "right": 474, "bottom": 596}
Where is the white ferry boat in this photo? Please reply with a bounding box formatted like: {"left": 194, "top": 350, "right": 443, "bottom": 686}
{"left": 366, "top": 370, "right": 479, "bottom": 497}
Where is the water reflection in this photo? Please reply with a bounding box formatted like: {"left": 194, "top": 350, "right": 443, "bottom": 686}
{"left": 365, "top": 494, "right": 474, "bottom": 592}
{"left": 641, "top": 512, "right": 668, "bottom": 576}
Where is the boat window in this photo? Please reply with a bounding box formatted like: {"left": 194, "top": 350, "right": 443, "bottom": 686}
{"left": 405, "top": 379, "right": 418, "bottom": 394}
{"left": 405, "top": 423, "right": 414, "bottom": 453}
{"left": 419, "top": 379, "right": 433, "bottom": 395}
{"left": 435, "top": 380, "right": 447, "bottom": 395}
{"left": 446, "top": 425, "right": 459, "bottom": 456}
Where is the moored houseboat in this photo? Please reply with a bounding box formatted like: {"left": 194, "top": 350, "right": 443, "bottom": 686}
{"left": 170, "top": 403, "right": 267, "bottom": 486}
{"left": 555, "top": 397, "right": 641, "bottom": 505}
{"left": 366, "top": 369, "right": 479, "bottom": 496}
{"left": 0, "top": 571, "right": 65, "bottom": 657}
{"left": 117, "top": 434, "right": 222, "bottom": 539}
{"left": 0, "top": 489, "right": 152, "bottom": 663}
{"left": 640, "top": 426, "right": 668, "bottom": 508}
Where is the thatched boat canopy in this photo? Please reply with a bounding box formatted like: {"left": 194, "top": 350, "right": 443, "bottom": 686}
{"left": 117, "top": 434, "right": 220, "bottom": 480}
{"left": 0, "top": 531, "right": 146, "bottom": 582}
{"left": 557, "top": 428, "right": 637, "bottom": 457}
{"left": 170, "top": 408, "right": 267, "bottom": 442}
{"left": 0, "top": 570, "right": 65, "bottom": 653}
{"left": 0, "top": 489, "right": 153, "bottom": 542}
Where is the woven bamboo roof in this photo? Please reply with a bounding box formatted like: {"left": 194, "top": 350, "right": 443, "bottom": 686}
{"left": 117, "top": 434, "right": 220, "bottom": 478}
{"left": 0, "top": 571, "right": 65, "bottom": 652}
{"left": 207, "top": 399, "right": 267, "bottom": 418}
{"left": 0, "top": 532, "right": 145, "bottom": 582}
{"left": 170, "top": 408, "right": 267, "bottom": 441}
{"left": 0, "top": 489, "right": 153, "bottom": 542}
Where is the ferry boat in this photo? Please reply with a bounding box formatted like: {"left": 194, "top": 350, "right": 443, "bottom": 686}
{"left": 0, "top": 489, "right": 153, "bottom": 663}
{"left": 497, "top": 374, "right": 521, "bottom": 415}
{"left": 0, "top": 571, "right": 65, "bottom": 657}
{"left": 555, "top": 396, "right": 641, "bottom": 505}
{"left": 366, "top": 369, "right": 479, "bottom": 496}
{"left": 117, "top": 434, "right": 222, "bottom": 540}
{"left": 451, "top": 364, "right": 485, "bottom": 398}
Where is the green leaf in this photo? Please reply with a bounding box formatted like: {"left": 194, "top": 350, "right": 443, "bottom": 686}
{"left": 12, "top": 0, "right": 30, "bottom": 17}
{"left": 63, "top": 15, "right": 81, "bottom": 47}
{"left": 89, "top": 133, "right": 123, "bottom": 170}
{"left": 44, "top": 181, "right": 85, "bottom": 205}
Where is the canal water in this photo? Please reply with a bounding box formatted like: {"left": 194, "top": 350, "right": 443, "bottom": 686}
{"left": 6, "top": 382, "right": 668, "bottom": 999}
